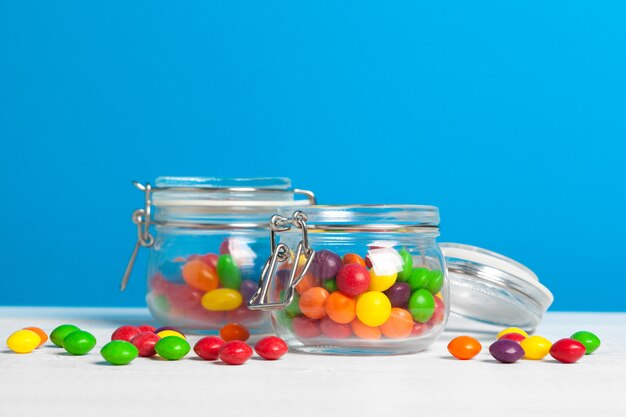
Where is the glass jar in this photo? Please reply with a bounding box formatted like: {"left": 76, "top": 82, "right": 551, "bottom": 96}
{"left": 121, "top": 177, "right": 315, "bottom": 333}
{"left": 248, "top": 205, "right": 447, "bottom": 355}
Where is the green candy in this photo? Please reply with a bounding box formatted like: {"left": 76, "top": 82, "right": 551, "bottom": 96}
{"left": 323, "top": 279, "right": 338, "bottom": 293}
{"left": 570, "top": 331, "right": 601, "bottom": 355}
{"left": 397, "top": 248, "right": 413, "bottom": 282}
{"left": 408, "top": 268, "right": 429, "bottom": 291}
{"left": 275, "top": 310, "right": 294, "bottom": 332}
{"left": 50, "top": 324, "right": 81, "bottom": 347}
{"left": 408, "top": 289, "right": 435, "bottom": 323}
{"left": 217, "top": 254, "right": 242, "bottom": 289}
{"left": 155, "top": 336, "right": 190, "bottom": 360}
{"left": 426, "top": 270, "right": 444, "bottom": 294}
{"left": 63, "top": 330, "right": 97, "bottom": 355}
{"left": 285, "top": 292, "right": 301, "bottom": 317}
{"left": 153, "top": 294, "right": 171, "bottom": 312}
{"left": 101, "top": 341, "right": 139, "bottom": 365}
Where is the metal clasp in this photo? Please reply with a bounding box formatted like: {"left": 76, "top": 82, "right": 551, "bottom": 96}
{"left": 249, "top": 210, "right": 315, "bottom": 310}
{"left": 119, "top": 181, "right": 155, "bottom": 291}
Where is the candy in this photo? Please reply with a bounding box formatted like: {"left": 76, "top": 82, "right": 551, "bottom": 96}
{"left": 254, "top": 336, "right": 288, "bottom": 360}
{"left": 355, "top": 291, "right": 392, "bottom": 327}
{"left": 155, "top": 336, "right": 191, "bottom": 360}
{"left": 220, "top": 323, "right": 250, "bottom": 342}
{"left": 216, "top": 254, "right": 242, "bottom": 289}
{"left": 292, "top": 316, "right": 321, "bottom": 338}
{"left": 426, "top": 270, "right": 443, "bottom": 294}
{"left": 295, "top": 273, "right": 316, "bottom": 295}
{"left": 336, "top": 264, "right": 370, "bottom": 297}
{"left": 200, "top": 253, "right": 219, "bottom": 269}
{"left": 320, "top": 317, "right": 352, "bottom": 338}
{"left": 447, "top": 336, "right": 482, "bottom": 360}
{"left": 130, "top": 332, "right": 160, "bottom": 357}
{"left": 136, "top": 325, "right": 156, "bottom": 333}
{"left": 100, "top": 340, "right": 139, "bottom": 365}
{"left": 156, "top": 330, "right": 186, "bottom": 340}
{"left": 111, "top": 325, "right": 140, "bottom": 342}
{"left": 310, "top": 249, "right": 342, "bottom": 280}
{"left": 397, "top": 248, "right": 413, "bottom": 281}
{"left": 194, "top": 336, "right": 226, "bottom": 360}
{"left": 201, "top": 288, "right": 243, "bottom": 311}
{"left": 368, "top": 269, "right": 397, "bottom": 292}
{"left": 155, "top": 326, "right": 183, "bottom": 334}
{"left": 299, "top": 287, "right": 329, "bottom": 320}
{"left": 496, "top": 327, "right": 528, "bottom": 340}
{"left": 407, "top": 268, "right": 429, "bottom": 290}
{"left": 520, "top": 335, "right": 552, "bottom": 360}
{"left": 550, "top": 338, "right": 586, "bottom": 363}
{"left": 23, "top": 327, "right": 47, "bottom": 347}
{"left": 342, "top": 253, "right": 366, "bottom": 267}
{"left": 323, "top": 279, "right": 338, "bottom": 293}
{"left": 380, "top": 308, "right": 413, "bottom": 339}
{"left": 384, "top": 282, "right": 411, "bottom": 308}
{"left": 219, "top": 341, "right": 253, "bottom": 365}
{"left": 285, "top": 293, "right": 301, "bottom": 316}
{"left": 570, "top": 331, "right": 600, "bottom": 354}
{"left": 325, "top": 291, "right": 357, "bottom": 324}
{"left": 489, "top": 339, "right": 525, "bottom": 363}
{"left": 50, "top": 324, "right": 80, "bottom": 347}
{"left": 499, "top": 333, "right": 526, "bottom": 343}
{"left": 226, "top": 306, "right": 264, "bottom": 326}
{"left": 182, "top": 260, "right": 219, "bottom": 292}
{"left": 408, "top": 289, "right": 435, "bottom": 323}
{"left": 411, "top": 322, "right": 428, "bottom": 336}
{"left": 239, "top": 280, "right": 258, "bottom": 301}
{"left": 63, "top": 330, "right": 97, "bottom": 355}
{"left": 427, "top": 296, "right": 445, "bottom": 326}
{"left": 351, "top": 319, "right": 382, "bottom": 340}
{"left": 6, "top": 330, "right": 41, "bottom": 353}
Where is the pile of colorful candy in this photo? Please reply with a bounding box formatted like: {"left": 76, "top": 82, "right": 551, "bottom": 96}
{"left": 447, "top": 327, "right": 601, "bottom": 364}
{"left": 147, "top": 238, "right": 267, "bottom": 330}
{"left": 5, "top": 322, "right": 287, "bottom": 366}
{"left": 276, "top": 248, "right": 445, "bottom": 341}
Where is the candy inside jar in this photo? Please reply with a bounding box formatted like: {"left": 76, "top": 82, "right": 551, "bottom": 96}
{"left": 249, "top": 206, "right": 448, "bottom": 355}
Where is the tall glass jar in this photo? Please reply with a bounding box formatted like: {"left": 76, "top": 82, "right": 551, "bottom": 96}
{"left": 249, "top": 205, "right": 447, "bottom": 355}
{"left": 122, "top": 177, "right": 315, "bottom": 333}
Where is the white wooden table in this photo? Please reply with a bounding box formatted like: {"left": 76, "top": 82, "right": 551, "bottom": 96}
{"left": 1, "top": 308, "right": 624, "bottom": 417}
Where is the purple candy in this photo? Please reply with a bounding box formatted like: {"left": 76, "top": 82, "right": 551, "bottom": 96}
{"left": 239, "top": 279, "right": 258, "bottom": 301}
{"left": 310, "top": 249, "right": 342, "bottom": 280}
{"left": 384, "top": 282, "right": 411, "bottom": 308}
{"left": 155, "top": 326, "right": 183, "bottom": 334}
{"left": 489, "top": 339, "right": 525, "bottom": 363}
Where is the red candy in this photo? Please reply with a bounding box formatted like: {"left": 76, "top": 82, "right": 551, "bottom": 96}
{"left": 111, "top": 326, "right": 140, "bottom": 342}
{"left": 499, "top": 333, "right": 526, "bottom": 343}
{"left": 428, "top": 296, "right": 445, "bottom": 327}
{"left": 320, "top": 317, "right": 352, "bottom": 339}
{"left": 336, "top": 264, "right": 370, "bottom": 297}
{"left": 292, "top": 316, "right": 322, "bottom": 339}
{"left": 549, "top": 338, "right": 586, "bottom": 363}
{"left": 200, "top": 253, "right": 219, "bottom": 269}
{"left": 137, "top": 325, "right": 156, "bottom": 333}
{"left": 254, "top": 336, "right": 288, "bottom": 360}
{"left": 219, "top": 323, "right": 250, "bottom": 342}
{"left": 194, "top": 336, "right": 226, "bottom": 360}
{"left": 218, "top": 341, "right": 253, "bottom": 365}
{"left": 130, "top": 332, "right": 160, "bottom": 357}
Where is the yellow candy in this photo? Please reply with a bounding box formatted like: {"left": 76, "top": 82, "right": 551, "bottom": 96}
{"left": 356, "top": 291, "right": 392, "bottom": 327}
{"left": 201, "top": 288, "right": 243, "bottom": 311}
{"left": 520, "top": 335, "right": 552, "bottom": 360}
{"left": 497, "top": 327, "right": 529, "bottom": 339}
{"left": 7, "top": 329, "right": 41, "bottom": 353}
{"left": 156, "top": 330, "right": 185, "bottom": 340}
{"left": 368, "top": 269, "right": 397, "bottom": 292}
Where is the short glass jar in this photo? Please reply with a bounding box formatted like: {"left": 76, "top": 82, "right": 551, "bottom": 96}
{"left": 122, "top": 177, "right": 315, "bottom": 333}
{"left": 249, "top": 205, "right": 448, "bottom": 355}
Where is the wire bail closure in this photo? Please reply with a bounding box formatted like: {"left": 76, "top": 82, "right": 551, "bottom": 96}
{"left": 120, "top": 181, "right": 155, "bottom": 291}
{"left": 249, "top": 210, "right": 316, "bottom": 311}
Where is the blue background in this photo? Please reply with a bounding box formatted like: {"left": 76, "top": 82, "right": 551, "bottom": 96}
{"left": 1, "top": 1, "right": 624, "bottom": 311}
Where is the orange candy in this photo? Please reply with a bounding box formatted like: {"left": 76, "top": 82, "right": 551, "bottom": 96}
{"left": 182, "top": 260, "right": 219, "bottom": 292}
{"left": 325, "top": 291, "right": 356, "bottom": 324}
{"left": 447, "top": 335, "right": 482, "bottom": 360}
{"left": 299, "top": 287, "right": 329, "bottom": 319}
{"left": 351, "top": 319, "right": 382, "bottom": 340}
{"left": 379, "top": 308, "right": 413, "bottom": 339}
{"left": 295, "top": 273, "right": 317, "bottom": 295}
{"left": 343, "top": 253, "right": 367, "bottom": 267}
{"left": 23, "top": 327, "right": 48, "bottom": 347}
{"left": 219, "top": 323, "right": 250, "bottom": 342}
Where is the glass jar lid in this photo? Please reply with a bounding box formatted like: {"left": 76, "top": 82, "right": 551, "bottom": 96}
{"left": 440, "top": 243, "right": 553, "bottom": 333}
